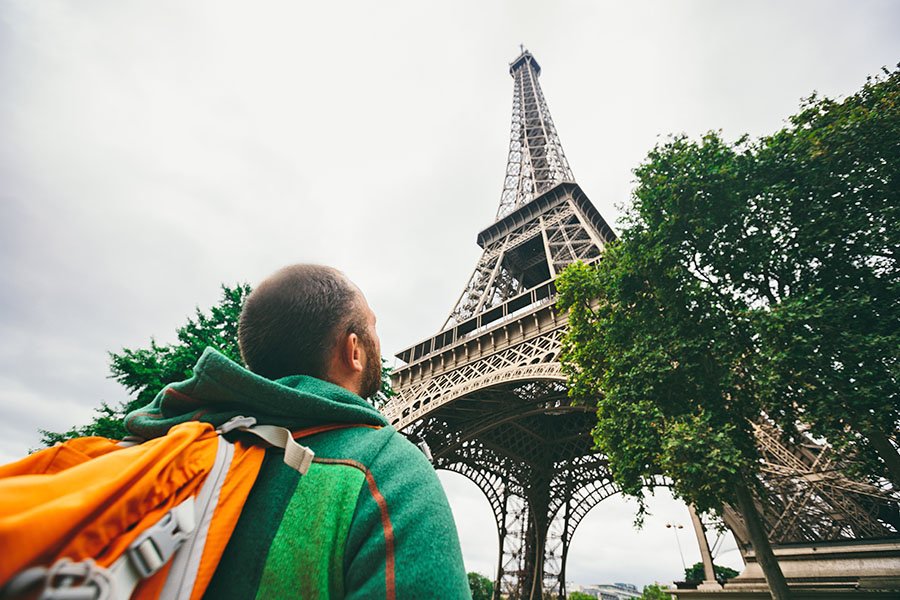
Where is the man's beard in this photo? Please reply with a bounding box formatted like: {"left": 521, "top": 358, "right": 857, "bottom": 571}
{"left": 359, "top": 331, "right": 381, "bottom": 400}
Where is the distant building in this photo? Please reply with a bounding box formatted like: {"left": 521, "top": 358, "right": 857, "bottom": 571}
{"left": 570, "top": 582, "right": 643, "bottom": 599}
{"left": 595, "top": 583, "right": 641, "bottom": 600}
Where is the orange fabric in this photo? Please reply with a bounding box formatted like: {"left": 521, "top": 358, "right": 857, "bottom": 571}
{"left": 0, "top": 436, "right": 122, "bottom": 477}
{"left": 188, "top": 439, "right": 266, "bottom": 600}
{"left": 0, "top": 421, "right": 220, "bottom": 585}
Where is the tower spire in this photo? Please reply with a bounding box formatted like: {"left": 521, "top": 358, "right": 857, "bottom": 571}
{"left": 496, "top": 48, "right": 574, "bottom": 220}
{"left": 435, "top": 51, "right": 613, "bottom": 329}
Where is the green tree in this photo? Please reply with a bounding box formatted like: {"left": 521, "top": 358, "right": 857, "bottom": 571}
{"left": 110, "top": 284, "right": 251, "bottom": 405}
{"left": 557, "top": 65, "right": 900, "bottom": 600}
{"left": 567, "top": 592, "right": 594, "bottom": 600}
{"left": 747, "top": 68, "right": 900, "bottom": 486}
{"left": 41, "top": 282, "right": 395, "bottom": 445}
{"left": 467, "top": 572, "right": 493, "bottom": 600}
{"left": 558, "top": 242, "right": 789, "bottom": 595}
{"left": 639, "top": 584, "right": 670, "bottom": 600}
{"left": 684, "top": 561, "right": 739, "bottom": 584}
{"left": 369, "top": 360, "right": 397, "bottom": 410}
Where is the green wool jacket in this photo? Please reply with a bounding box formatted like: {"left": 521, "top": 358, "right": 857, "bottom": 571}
{"left": 125, "top": 348, "right": 471, "bottom": 600}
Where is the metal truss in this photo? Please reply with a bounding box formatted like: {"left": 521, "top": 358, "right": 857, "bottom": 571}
{"left": 385, "top": 49, "right": 900, "bottom": 600}
{"left": 406, "top": 377, "right": 607, "bottom": 599}
{"left": 751, "top": 422, "right": 898, "bottom": 543}
{"left": 444, "top": 189, "right": 607, "bottom": 329}
{"left": 497, "top": 49, "right": 574, "bottom": 221}
{"left": 400, "top": 369, "right": 672, "bottom": 599}
{"left": 385, "top": 328, "right": 565, "bottom": 429}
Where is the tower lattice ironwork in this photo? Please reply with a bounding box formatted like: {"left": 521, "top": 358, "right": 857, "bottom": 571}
{"left": 384, "top": 49, "right": 899, "bottom": 600}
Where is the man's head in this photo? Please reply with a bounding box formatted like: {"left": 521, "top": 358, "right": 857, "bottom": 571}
{"left": 238, "top": 264, "right": 381, "bottom": 398}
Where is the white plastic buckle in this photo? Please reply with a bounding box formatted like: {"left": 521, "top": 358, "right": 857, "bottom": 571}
{"left": 216, "top": 415, "right": 257, "bottom": 434}
{"left": 125, "top": 498, "right": 196, "bottom": 578}
{"left": 38, "top": 558, "right": 111, "bottom": 600}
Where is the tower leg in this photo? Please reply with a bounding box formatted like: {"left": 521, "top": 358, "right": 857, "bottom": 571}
{"left": 556, "top": 487, "right": 572, "bottom": 600}
{"left": 497, "top": 493, "right": 530, "bottom": 599}
{"left": 493, "top": 489, "right": 509, "bottom": 600}
{"left": 521, "top": 477, "right": 551, "bottom": 600}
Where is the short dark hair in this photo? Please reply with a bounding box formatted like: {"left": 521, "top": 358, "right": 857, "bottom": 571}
{"left": 238, "top": 264, "right": 367, "bottom": 380}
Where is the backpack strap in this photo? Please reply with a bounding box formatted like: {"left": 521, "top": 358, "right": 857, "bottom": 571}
{"left": 109, "top": 497, "right": 196, "bottom": 599}
{"left": 217, "top": 416, "right": 315, "bottom": 475}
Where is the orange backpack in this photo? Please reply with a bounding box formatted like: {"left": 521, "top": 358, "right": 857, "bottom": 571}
{"left": 0, "top": 417, "right": 314, "bottom": 600}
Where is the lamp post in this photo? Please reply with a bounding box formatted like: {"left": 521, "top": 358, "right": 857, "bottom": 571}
{"left": 686, "top": 505, "right": 724, "bottom": 590}
{"left": 665, "top": 522, "right": 687, "bottom": 573}
{"left": 687, "top": 504, "right": 718, "bottom": 584}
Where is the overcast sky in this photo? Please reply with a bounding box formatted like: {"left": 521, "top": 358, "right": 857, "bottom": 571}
{"left": 2, "top": 0, "right": 898, "bottom": 591}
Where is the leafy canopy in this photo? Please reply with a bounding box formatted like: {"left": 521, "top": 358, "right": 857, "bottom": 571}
{"left": 639, "top": 584, "right": 671, "bottom": 600}
{"left": 683, "top": 561, "right": 739, "bottom": 584}
{"left": 557, "top": 65, "right": 900, "bottom": 515}
{"left": 467, "top": 572, "right": 493, "bottom": 600}
{"left": 746, "top": 67, "right": 900, "bottom": 479}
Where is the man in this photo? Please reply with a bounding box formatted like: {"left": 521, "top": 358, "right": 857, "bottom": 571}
{"left": 125, "top": 265, "right": 471, "bottom": 599}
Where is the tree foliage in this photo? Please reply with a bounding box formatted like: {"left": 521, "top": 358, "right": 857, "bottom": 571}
{"left": 369, "top": 360, "right": 397, "bottom": 410}
{"left": 41, "top": 282, "right": 395, "bottom": 445}
{"left": 566, "top": 592, "right": 595, "bottom": 600}
{"left": 638, "top": 584, "right": 670, "bottom": 600}
{"left": 684, "top": 561, "right": 739, "bottom": 584}
{"left": 467, "top": 572, "right": 493, "bottom": 600}
{"left": 558, "top": 64, "right": 900, "bottom": 599}
{"left": 747, "top": 68, "right": 900, "bottom": 483}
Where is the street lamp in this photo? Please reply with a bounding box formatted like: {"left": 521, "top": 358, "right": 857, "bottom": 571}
{"left": 665, "top": 523, "right": 687, "bottom": 572}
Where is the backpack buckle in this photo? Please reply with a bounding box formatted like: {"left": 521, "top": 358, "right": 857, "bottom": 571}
{"left": 217, "top": 415, "right": 257, "bottom": 434}
{"left": 14, "top": 558, "right": 113, "bottom": 600}
{"left": 125, "top": 498, "right": 196, "bottom": 578}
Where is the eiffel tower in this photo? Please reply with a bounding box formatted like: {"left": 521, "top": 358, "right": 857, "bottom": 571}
{"left": 384, "top": 50, "right": 899, "bottom": 599}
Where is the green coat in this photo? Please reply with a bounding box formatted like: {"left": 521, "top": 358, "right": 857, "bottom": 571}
{"left": 126, "top": 348, "right": 471, "bottom": 600}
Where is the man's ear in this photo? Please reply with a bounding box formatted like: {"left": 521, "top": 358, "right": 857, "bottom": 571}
{"left": 339, "top": 332, "right": 364, "bottom": 374}
{"left": 323, "top": 332, "right": 365, "bottom": 395}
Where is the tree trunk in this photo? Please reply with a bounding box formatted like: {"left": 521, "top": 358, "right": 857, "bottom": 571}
{"left": 865, "top": 428, "right": 900, "bottom": 490}
{"left": 734, "top": 479, "right": 791, "bottom": 600}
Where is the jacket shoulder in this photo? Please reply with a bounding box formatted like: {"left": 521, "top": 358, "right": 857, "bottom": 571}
{"left": 336, "top": 427, "right": 471, "bottom": 600}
